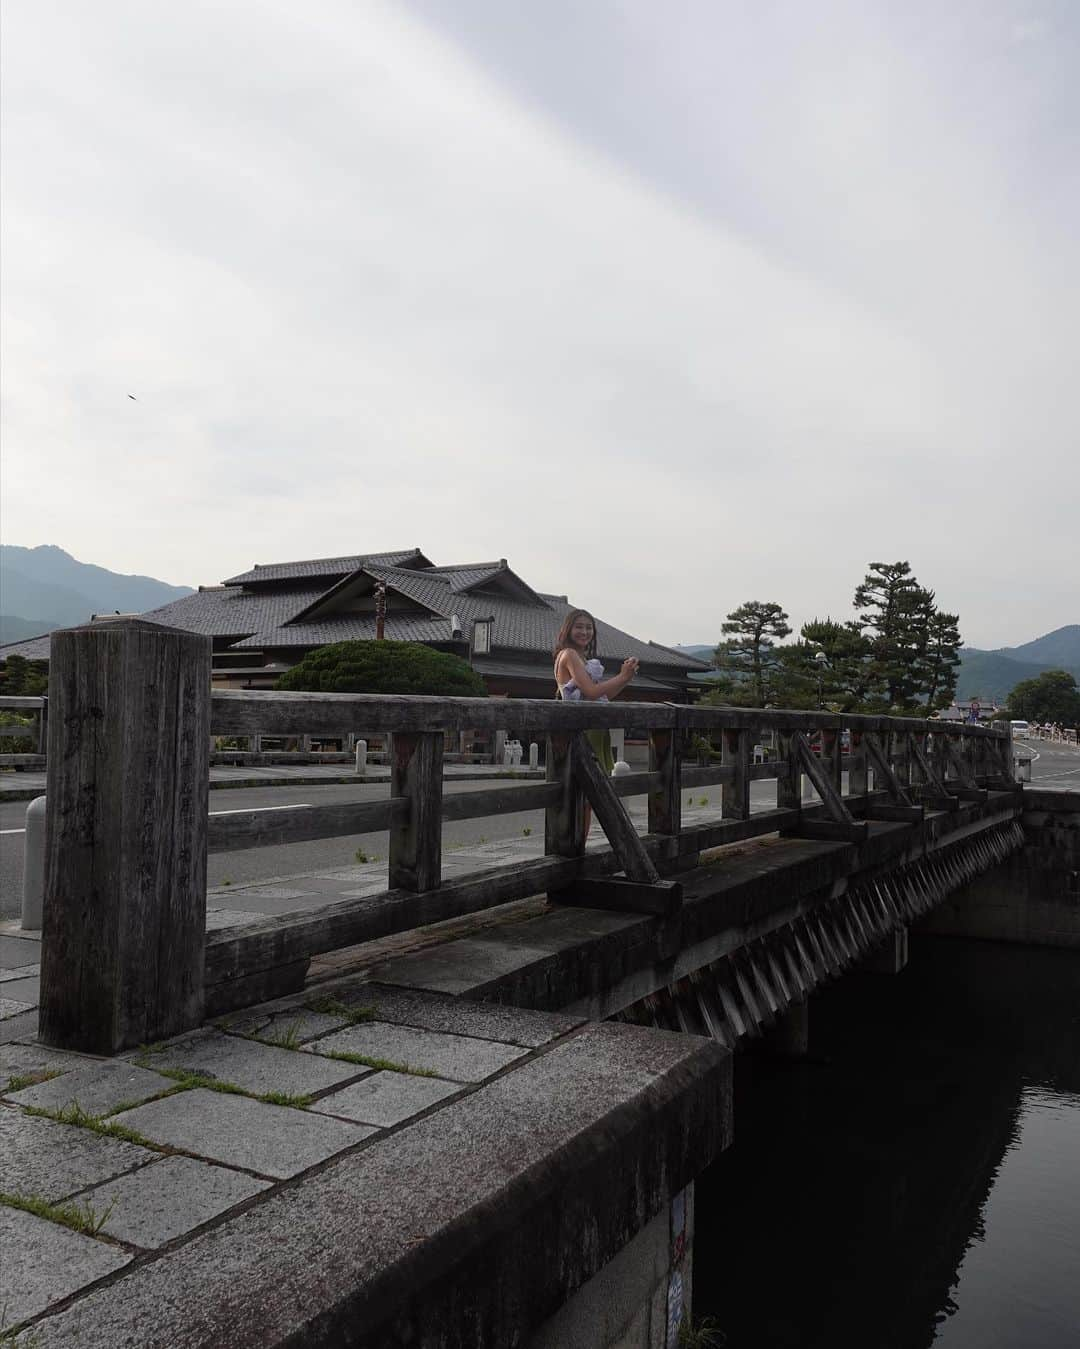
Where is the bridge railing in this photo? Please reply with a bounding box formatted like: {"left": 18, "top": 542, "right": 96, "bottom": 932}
{"left": 35, "top": 621, "right": 1016, "bottom": 1055}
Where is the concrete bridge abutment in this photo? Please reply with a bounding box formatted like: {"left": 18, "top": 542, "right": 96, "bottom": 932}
{"left": 919, "top": 790, "right": 1080, "bottom": 949}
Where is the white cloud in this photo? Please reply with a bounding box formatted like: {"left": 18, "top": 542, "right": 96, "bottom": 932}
{"left": 1, "top": 0, "right": 1076, "bottom": 649}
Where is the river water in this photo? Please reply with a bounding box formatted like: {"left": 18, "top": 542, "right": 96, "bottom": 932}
{"left": 692, "top": 935, "right": 1080, "bottom": 1348}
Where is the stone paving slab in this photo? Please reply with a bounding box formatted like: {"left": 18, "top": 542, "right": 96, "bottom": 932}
{"left": 0, "top": 974, "right": 39, "bottom": 1003}
{"left": 0, "top": 1205, "right": 131, "bottom": 1325}
{"left": 345, "top": 983, "right": 584, "bottom": 1048}
{"left": 18, "top": 1021, "right": 729, "bottom": 1349}
{"left": 0, "top": 933, "right": 40, "bottom": 967}
{"left": 1, "top": 996, "right": 35, "bottom": 1019}
{"left": 311, "top": 1070, "right": 463, "bottom": 1126}
{"left": 0, "top": 1107, "right": 157, "bottom": 1202}
{"left": 222, "top": 1007, "right": 350, "bottom": 1044}
{"left": 111, "top": 1089, "right": 374, "bottom": 1179}
{"left": 308, "top": 1023, "right": 529, "bottom": 1082}
{"left": 0, "top": 1042, "right": 96, "bottom": 1083}
{"left": 142, "top": 1030, "right": 364, "bottom": 1097}
{"left": 82, "top": 1155, "right": 272, "bottom": 1250}
{"left": 4, "top": 1063, "right": 172, "bottom": 1116}
{"left": 204, "top": 908, "right": 265, "bottom": 931}
{"left": 0, "top": 963, "right": 40, "bottom": 983}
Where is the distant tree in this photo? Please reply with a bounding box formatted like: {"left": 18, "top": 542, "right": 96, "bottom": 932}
{"left": 915, "top": 607, "right": 962, "bottom": 712}
{"left": 0, "top": 655, "right": 48, "bottom": 697}
{"left": 853, "top": 561, "right": 928, "bottom": 709}
{"left": 775, "top": 618, "right": 874, "bottom": 711}
{"left": 1002, "top": 670, "right": 1080, "bottom": 726}
{"left": 276, "top": 641, "right": 487, "bottom": 698}
{"left": 712, "top": 601, "right": 792, "bottom": 707}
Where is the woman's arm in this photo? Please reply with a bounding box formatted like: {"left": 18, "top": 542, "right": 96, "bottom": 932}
{"left": 556, "top": 649, "right": 639, "bottom": 700}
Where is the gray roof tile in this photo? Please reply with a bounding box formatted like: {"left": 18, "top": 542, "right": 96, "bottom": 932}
{"left": 1, "top": 550, "right": 712, "bottom": 675}
{"left": 222, "top": 549, "right": 429, "bottom": 586}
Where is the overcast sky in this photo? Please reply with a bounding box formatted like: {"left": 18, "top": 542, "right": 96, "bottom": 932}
{"left": 2, "top": 0, "right": 1076, "bottom": 649}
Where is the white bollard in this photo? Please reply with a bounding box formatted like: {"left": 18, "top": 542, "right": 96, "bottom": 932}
{"left": 503, "top": 741, "right": 514, "bottom": 768}
{"left": 22, "top": 795, "right": 46, "bottom": 930}
{"left": 510, "top": 741, "right": 522, "bottom": 767}
{"left": 529, "top": 741, "right": 539, "bottom": 770}
{"left": 355, "top": 739, "right": 368, "bottom": 776}
{"left": 612, "top": 759, "right": 631, "bottom": 777}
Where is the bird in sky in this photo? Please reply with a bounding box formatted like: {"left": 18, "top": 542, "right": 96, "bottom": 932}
{"left": 128, "top": 394, "right": 137, "bottom": 400}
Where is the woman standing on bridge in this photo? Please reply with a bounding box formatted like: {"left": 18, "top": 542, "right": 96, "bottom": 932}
{"left": 554, "top": 610, "right": 639, "bottom": 833}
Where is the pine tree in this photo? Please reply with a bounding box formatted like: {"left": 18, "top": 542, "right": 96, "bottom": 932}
{"left": 713, "top": 601, "right": 792, "bottom": 707}
{"left": 853, "top": 562, "right": 928, "bottom": 710}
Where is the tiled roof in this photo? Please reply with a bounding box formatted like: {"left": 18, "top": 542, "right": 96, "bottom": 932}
{"left": 222, "top": 549, "right": 430, "bottom": 586}
{"left": 0, "top": 633, "right": 52, "bottom": 661}
{"left": 0, "top": 550, "right": 713, "bottom": 677}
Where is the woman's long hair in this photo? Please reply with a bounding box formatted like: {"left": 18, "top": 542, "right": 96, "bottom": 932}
{"left": 553, "top": 609, "right": 598, "bottom": 661}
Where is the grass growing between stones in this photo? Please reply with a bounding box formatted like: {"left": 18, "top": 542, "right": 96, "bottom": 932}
{"left": 3, "top": 1069, "right": 62, "bottom": 1094}
{"left": 678, "top": 1315, "right": 726, "bottom": 1348}
{"left": 0, "top": 1189, "right": 117, "bottom": 1238}
{"left": 306, "top": 997, "right": 377, "bottom": 1025}
{"left": 22, "top": 1102, "right": 160, "bottom": 1150}
{"left": 145, "top": 1066, "right": 313, "bottom": 1110}
{"left": 260, "top": 1019, "right": 304, "bottom": 1051}
{"left": 322, "top": 1049, "right": 440, "bottom": 1078}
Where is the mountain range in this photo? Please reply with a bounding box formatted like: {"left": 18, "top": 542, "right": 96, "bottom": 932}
{"left": 676, "top": 628, "right": 1080, "bottom": 703}
{"left": 0, "top": 545, "right": 194, "bottom": 646}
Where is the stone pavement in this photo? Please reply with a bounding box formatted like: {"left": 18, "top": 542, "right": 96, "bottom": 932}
{"left": 0, "top": 760, "right": 544, "bottom": 801}
{"left": 0, "top": 978, "right": 729, "bottom": 1346}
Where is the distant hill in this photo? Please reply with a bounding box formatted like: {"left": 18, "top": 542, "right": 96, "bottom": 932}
{"left": 957, "top": 626, "right": 1080, "bottom": 702}
{"left": 0, "top": 545, "right": 194, "bottom": 643}
{"left": 676, "top": 644, "right": 715, "bottom": 664}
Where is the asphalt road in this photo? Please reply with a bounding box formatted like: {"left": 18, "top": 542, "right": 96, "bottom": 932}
{"left": 3, "top": 738, "right": 1077, "bottom": 918}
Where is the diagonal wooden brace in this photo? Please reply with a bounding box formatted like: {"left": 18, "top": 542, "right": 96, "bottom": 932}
{"left": 863, "top": 734, "right": 914, "bottom": 807}
{"left": 943, "top": 736, "right": 980, "bottom": 791}
{"left": 569, "top": 731, "right": 661, "bottom": 885}
{"left": 781, "top": 732, "right": 867, "bottom": 842}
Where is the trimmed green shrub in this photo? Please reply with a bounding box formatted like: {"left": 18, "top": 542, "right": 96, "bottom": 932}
{"left": 275, "top": 640, "right": 487, "bottom": 698}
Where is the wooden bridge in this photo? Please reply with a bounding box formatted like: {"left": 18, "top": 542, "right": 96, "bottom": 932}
{"left": 33, "top": 621, "right": 1024, "bottom": 1056}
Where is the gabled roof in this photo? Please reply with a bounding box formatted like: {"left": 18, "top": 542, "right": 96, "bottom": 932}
{"left": 0, "top": 548, "right": 715, "bottom": 679}
{"left": 284, "top": 565, "right": 444, "bottom": 627}
{"left": 222, "top": 548, "right": 433, "bottom": 586}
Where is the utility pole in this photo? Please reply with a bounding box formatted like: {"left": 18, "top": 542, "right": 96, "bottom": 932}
{"left": 375, "top": 579, "right": 387, "bottom": 640}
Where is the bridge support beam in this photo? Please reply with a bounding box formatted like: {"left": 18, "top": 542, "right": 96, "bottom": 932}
{"left": 859, "top": 926, "right": 909, "bottom": 975}
{"left": 754, "top": 998, "right": 810, "bottom": 1058}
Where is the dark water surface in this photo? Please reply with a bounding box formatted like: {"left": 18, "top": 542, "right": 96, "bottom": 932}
{"left": 692, "top": 936, "right": 1080, "bottom": 1349}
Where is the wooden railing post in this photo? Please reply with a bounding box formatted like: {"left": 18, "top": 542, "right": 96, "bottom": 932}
{"left": 545, "top": 732, "right": 587, "bottom": 860}
{"left": 848, "top": 728, "right": 869, "bottom": 805}
{"left": 819, "top": 726, "right": 842, "bottom": 799}
{"left": 775, "top": 728, "right": 801, "bottom": 815}
{"left": 721, "top": 727, "right": 751, "bottom": 820}
{"left": 36, "top": 696, "right": 48, "bottom": 757}
{"left": 389, "top": 731, "right": 443, "bottom": 892}
{"left": 648, "top": 727, "right": 683, "bottom": 847}
{"left": 39, "top": 621, "right": 210, "bottom": 1054}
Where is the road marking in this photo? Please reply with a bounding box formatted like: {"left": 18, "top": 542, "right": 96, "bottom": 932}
{"left": 209, "top": 804, "right": 314, "bottom": 815}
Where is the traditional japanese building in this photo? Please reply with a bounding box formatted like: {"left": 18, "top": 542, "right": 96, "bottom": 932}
{"left": 0, "top": 548, "right": 710, "bottom": 700}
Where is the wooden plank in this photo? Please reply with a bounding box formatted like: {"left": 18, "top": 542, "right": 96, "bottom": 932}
{"left": 570, "top": 731, "right": 660, "bottom": 885}
{"left": 559, "top": 877, "right": 683, "bottom": 917}
{"left": 37, "top": 698, "right": 48, "bottom": 756}
{"left": 39, "top": 620, "right": 210, "bottom": 1055}
{"left": 819, "top": 728, "right": 844, "bottom": 801}
{"left": 648, "top": 728, "right": 681, "bottom": 839}
{"left": 864, "top": 733, "right": 914, "bottom": 806}
{"left": 721, "top": 728, "right": 751, "bottom": 820}
{"left": 208, "top": 798, "right": 405, "bottom": 853}
{"left": 793, "top": 732, "right": 857, "bottom": 826}
{"left": 0, "top": 696, "right": 45, "bottom": 709}
{"left": 204, "top": 853, "right": 590, "bottom": 980}
{"left": 680, "top": 765, "right": 735, "bottom": 788}
{"left": 211, "top": 690, "right": 678, "bottom": 737}
{"left": 943, "top": 734, "right": 978, "bottom": 789}
{"left": 865, "top": 803, "right": 926, "bottom": 823}
{"left": 0, "top": 753, "right": 46, "bottom": 767}
{"left": 796, "top": 819, "right": 869, "bottom": 843}
{"left": 683, "top": 808, "right": 802, "bottom": 852}
{"left": 908, "top": 733, "right": 947, "bottom": 794}
{"left": 389, "top": 731, "right": 443, "bottom": 892}
{"left": 440, "top": 781, "right": 560, "bottom": 822}
{"left": 205, "top": 960, "right": 310, "bottom": 1016}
